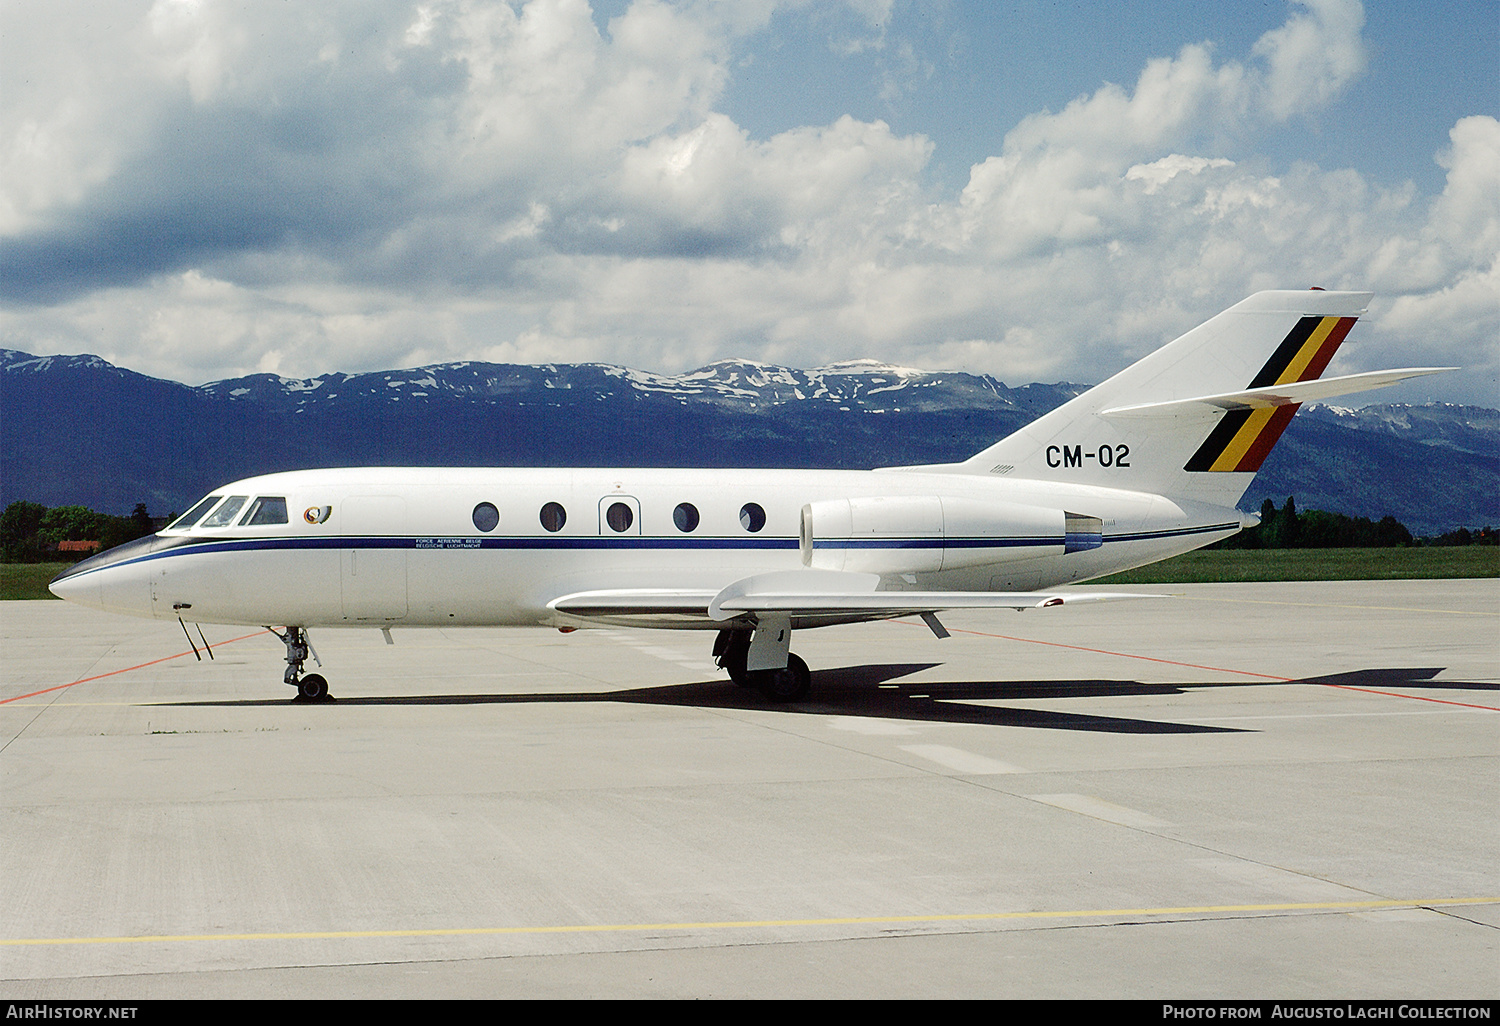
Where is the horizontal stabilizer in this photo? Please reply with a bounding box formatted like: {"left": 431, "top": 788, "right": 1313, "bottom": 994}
{"left": 1101, "top": 367, "right": 1455, "bottom": 418}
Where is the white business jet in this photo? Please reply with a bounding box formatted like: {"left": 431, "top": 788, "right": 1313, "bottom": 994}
{"left": 50, "top": 290, "right": 1447, "bottom": 702}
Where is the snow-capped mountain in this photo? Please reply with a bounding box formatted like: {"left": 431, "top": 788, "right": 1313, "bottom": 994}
{"left": 2, "top": 349, "right": 1494, "bottom": 535}
{"left": 1301, "top": 402, "right": 1500, "bottom": 456}
{"left": 188, "top": 356, "right": 1080, "bottom": 416}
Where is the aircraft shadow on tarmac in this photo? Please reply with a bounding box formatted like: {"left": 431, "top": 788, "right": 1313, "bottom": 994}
{"left": 168, "top": 664, "right": 1486, "bottom": 735}
{"left": 1298, "top": 667, "right": 1497, "bottom": 691}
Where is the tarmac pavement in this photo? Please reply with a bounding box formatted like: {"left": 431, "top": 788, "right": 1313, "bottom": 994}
{"left": 2, "top": 580, "right": 1496, "bottom": 998}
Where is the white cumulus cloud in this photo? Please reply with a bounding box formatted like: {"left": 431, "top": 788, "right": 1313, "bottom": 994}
{"left": 0, "top": 0, "right": 1492, "bottom": 408}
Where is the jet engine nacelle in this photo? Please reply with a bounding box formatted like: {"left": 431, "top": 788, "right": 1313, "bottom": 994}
{"left": 799, "top": 495, "right": 1079, "bottom": 575}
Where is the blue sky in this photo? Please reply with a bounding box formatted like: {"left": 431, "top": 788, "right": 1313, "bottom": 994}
{"left": 718, "top": 2, "right": 1496, "bottom": 195}
{"left": 2, "top": 0, "right": 1496, "bottom": 406}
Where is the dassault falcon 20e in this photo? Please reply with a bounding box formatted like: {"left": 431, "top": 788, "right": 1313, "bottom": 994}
{"left": 51, "top": 290, "right": 1447, "bottom": 702}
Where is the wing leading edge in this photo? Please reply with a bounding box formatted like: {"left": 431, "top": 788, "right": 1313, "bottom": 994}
{"left": 548, "top": 569, "right": 1161, "bottom": 628}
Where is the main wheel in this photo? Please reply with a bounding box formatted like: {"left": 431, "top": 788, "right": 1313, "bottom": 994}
{"left": 754, "top": 653, "right": 810, "bottom": 703}
{"left": 297, "top": 673, "right": 330, "bottom": 702}
{"left": 718, "top": 634, "right": 752, "bottom": 686}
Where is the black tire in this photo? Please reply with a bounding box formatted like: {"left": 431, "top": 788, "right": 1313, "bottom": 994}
{"left": 755, "top": 653, "right": 810, "bottom": 703}
{"left": 719, "top": 634, "right": 751, "bottom": 686}
{"left": 297, "top": 673, "right": 330, "bottom": 702}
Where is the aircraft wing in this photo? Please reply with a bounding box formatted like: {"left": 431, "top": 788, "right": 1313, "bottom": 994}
{"left": 706, "top": 569, "right": 1158, "bottom": 619}
{"left": 548, "top": 570, "right": 1160, "bottom": 627}
{"left": 547, "top": 589, "right": 720, "bottom": 619}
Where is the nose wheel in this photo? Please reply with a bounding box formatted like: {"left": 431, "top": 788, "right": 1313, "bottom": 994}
{"left": 272, "top": 626, "right": 333, "bottom": 702}
{"left": 297, "top": 673, "right": 329, "bottom": 701}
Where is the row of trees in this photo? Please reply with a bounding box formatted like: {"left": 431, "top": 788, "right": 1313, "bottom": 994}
{"left": 1218, "top": 497, "right": 1496, "bottom": 550}
{"left": 0, "top": 501, "right": 161, "bottom": 562}
{"left": 1431, "top": 525, "right": 1499, "bottom": 546}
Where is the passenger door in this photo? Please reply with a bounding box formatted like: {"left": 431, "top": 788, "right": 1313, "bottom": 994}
{"left": 340, "top": 496, "right": 408, "bottom": 620}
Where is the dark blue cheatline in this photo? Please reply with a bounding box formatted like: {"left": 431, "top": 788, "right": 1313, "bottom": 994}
{"left": 50, "top": 521, "right": 1237, "bottom": 583}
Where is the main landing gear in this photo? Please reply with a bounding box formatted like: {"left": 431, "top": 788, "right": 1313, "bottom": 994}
{"left": 713, "top": 626, "right": 811, "bottom": 703}
{"left": 271, "top": 626, "right": 332, "bottom": 702}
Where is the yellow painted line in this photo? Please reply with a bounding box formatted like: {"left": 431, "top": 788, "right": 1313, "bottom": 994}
{"left": 4, "top": 897, "right": 1495, "bottom": 947}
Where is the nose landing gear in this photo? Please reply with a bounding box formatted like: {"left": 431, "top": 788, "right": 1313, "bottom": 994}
{"left": 297, "top": 673, "right": 330, "bottom": 702}
{"left": 271, "top": 626, "right": 332, "bottom": 702}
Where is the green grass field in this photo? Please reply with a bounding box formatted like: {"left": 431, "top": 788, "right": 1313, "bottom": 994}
{"left": 1091, "top": 546, "right": 1499, "bottom": 584}
{"left": 3, "top": 547, "right": 1495, "bottom": 600}
{"left": 1, "top": 562, "right": 73, "bottom": 600}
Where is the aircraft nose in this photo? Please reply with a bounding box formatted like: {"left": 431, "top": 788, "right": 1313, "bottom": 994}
{"left": 48, "top": 568, "right": 100, "bottom": 606}
{"left": 48, "top": 533, "right": 177, "bottom": 619}
{"left": 49, "top": 558, "right": 129, "bottom": 614}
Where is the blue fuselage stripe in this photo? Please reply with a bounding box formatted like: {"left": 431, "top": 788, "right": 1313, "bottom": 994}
{"left": 59, "top": 521, "right": 1240, "bottom": 580}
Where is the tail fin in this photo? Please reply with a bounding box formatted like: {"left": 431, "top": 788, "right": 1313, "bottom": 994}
{"left": 909, "top": 291, "right": 1449, "bottom": 508}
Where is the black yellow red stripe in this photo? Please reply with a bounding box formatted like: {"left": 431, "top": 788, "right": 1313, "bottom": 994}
{"left": 1185, "top": 315, "right": 1356, "bottom": 472}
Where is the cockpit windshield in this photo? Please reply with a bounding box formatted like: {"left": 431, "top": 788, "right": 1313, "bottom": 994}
{"left": 200, "top": 496, "right": 248, "bottom": 528}
{"left": 166, "top": 495, "right": 222, "bottom": 531}
{"left": 239, "top": 496, "right": 288, "bottom": 526}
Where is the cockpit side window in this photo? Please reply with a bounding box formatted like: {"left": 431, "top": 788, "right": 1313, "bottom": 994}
{"left": 200, "top": 496, "right": 248, "bottom": 528}
{"left": 240, "top": 496, "right": 289, "bottom": 526}
{"left": 167, "top": 495, "right": 223, "bottom": 531}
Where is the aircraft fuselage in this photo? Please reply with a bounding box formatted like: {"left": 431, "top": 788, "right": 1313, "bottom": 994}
{"left": 52, "top": 291, "right": 1441, "bottom": 702}
{"left": 51, "top": 466, "right": 1245, "bottom": 630}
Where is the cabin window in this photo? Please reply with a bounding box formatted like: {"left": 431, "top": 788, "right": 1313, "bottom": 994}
{"left": 673, "top": 502, "right": 700, "bottom": 533}
{"left": 241, "top": 496, "right": 288, "bottom": 526}
{"left": 200, "top": 496, "right": 248, "bottom": 528}
{"left": 540, "top": 502, "right": 567, "bottom": 532}
{"left": 739, "top": 502, "right": 766, "bottom": 533}
{"left": 472, "top": 502, "right": 499, "bottom": 532}
{"left": 168, "top": 495, "right": 222, "bottom": 530}
{"left": 605, "top": 501, "right": 633, "bottom": 533}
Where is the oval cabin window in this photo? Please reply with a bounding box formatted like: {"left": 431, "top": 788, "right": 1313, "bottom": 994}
{"left": 739, "top": 502, "right": 766, "bottom": 533}
{"left": 472, "top": 502, "right": 499, "bottom": 532}
{"left": 540, "top": 502, "right": 567, "bottom": 533}
{"left": 605, "top": 501, "right": 633, "bottom": 533}
{"left": 673, "top": 502, "right": 700, "bottom": 533}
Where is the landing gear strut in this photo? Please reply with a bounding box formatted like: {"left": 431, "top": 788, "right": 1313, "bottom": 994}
{"left": 713, "top": 630, "right": 752, "bottom": 686}
{"left": 271, "top": 626, "right": 331, "bottom": 702}
{"left": 712, "top": 628, "right": 811, "bottom": 702}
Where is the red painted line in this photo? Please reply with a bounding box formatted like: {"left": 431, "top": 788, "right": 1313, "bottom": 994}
{"left": 0, "top": 629, "right": 273, "bottom": 704}
{"left": 907, "top": 622, "right": 1500, "bottom": 712}
{"left": 933, "top": 625, "right": 1293, "bottom": 680}
{"left": 1310, "top": 683, "right": 1499, "bottom": 712}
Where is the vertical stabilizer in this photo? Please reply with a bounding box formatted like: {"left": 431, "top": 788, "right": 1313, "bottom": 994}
{"left": 928, "top": 291, "right": 1373, "bottom": 507}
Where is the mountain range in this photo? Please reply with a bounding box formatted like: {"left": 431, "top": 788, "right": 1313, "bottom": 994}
{"left": 2, "top": 349, "right": 1494, "bottom": 537}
